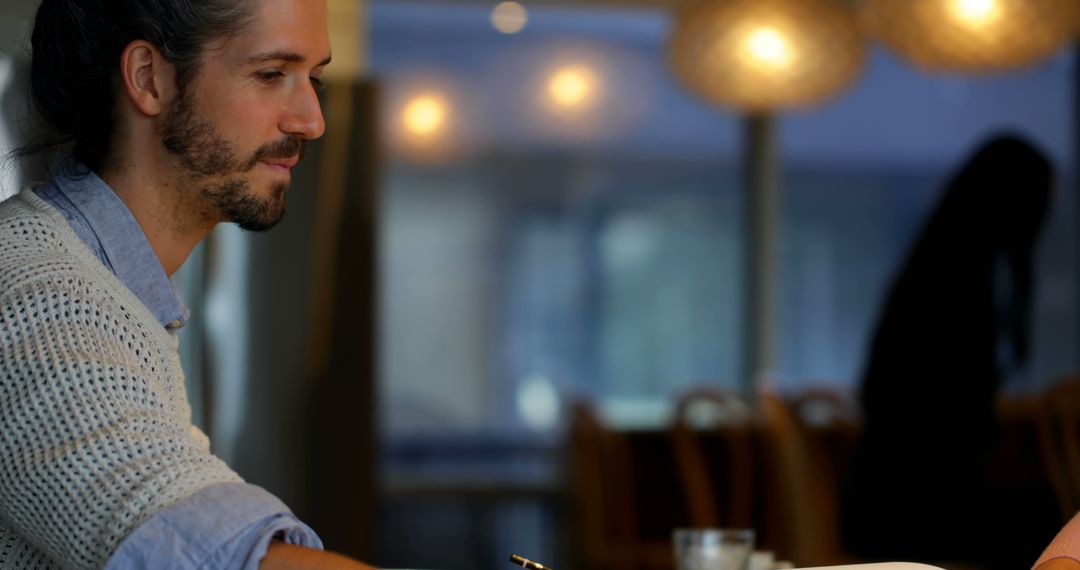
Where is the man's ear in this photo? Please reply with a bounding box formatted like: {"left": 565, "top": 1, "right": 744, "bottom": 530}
{"left": 118, "top": 40, "right": 177, "bottom": 117}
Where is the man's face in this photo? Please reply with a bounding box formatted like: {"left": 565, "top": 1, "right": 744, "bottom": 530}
{"left": 161, "top": 0, "right": 330, "bottom": 231}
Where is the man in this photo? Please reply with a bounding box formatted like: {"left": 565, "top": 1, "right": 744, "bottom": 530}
{"left": 0, "top": 0, "right": 374, "bottom": 568}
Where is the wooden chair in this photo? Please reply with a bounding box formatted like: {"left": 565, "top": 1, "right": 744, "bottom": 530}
{"left": 789, "top": 387, "right": 860, "bottom": 428}
{"left": 1036, "top": 376, "right": 1080, "bottom": 522}
{"left": 760, "top": 391, "right": 859, "bottom": 568}
{"left": 788, "top": 388, "right": 861, "bottom": 509}
{"left": 992, "top": 391, "right": 1052, "bottom": 500}
{"left": 567, "top": 401, "right": 673, "bottom": 570}
{"left": 669, "top": 388, "right": 757, "bottom": 530}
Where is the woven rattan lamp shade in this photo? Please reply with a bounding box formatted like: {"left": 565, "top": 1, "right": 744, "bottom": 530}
{"left": 667, "top": 0, "right": 865, "bottom": 112}
{"left": 863, "top": 0, "right": 1080, "bottom": 73}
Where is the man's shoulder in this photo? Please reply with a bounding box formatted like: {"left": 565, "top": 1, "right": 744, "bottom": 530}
{"left": 0, "top": 189, "right": 73, "bottom": 248}
{"left": 0, "top": 190, "right": 99, "bottom": 297}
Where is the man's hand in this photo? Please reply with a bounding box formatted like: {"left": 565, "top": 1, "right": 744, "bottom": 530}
{"left": 260, "top": 541, "right": 377, "bottom": 570}
{"left": 1036, "top": 558, "right": 1080, "bottom": 570}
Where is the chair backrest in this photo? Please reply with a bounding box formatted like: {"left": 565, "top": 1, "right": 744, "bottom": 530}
{"left": 788, "top": 388, "right": 861, "bottom": 514}
{"left": 669, "top": 388, "right": 756, "bottom": 529}
{"left": 567, "top": 401, "right": 686, "bottom": 570}
{"left": 567, "top": 401, "right": 638, "bottom": 568}
{"left": 789, "top": 387, "right": 860, "bottom": 429}
{"left": 760, "top": 391, "right": 853, "bottom": 567}
{"left": 1036, "top": 376, "right": 1080, "bottom": 521}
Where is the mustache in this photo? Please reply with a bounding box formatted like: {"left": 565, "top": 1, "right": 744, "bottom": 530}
{"left": 243, "top": 136, "right": 307, "bottom": 171}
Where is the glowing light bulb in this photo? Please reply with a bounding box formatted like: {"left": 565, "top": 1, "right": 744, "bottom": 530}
{"left": 743, "top": 26, "right": 793, "bottom": 69}
{"left": 547, "top": 66, "right": 595, "bottom": 108}
{"left": 491, "top": 1, "right": 528, "bottom": 34}
{"left": 949, "top": 0, "right": 1000, "bottom": 26}
{"left": 401, "top": 94, "right": 447, "bottom": 138}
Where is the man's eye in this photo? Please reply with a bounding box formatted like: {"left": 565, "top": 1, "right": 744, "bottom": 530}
{"left": 310, "top": 76, "right": 325, "bottom": 90}
{"left": 257, "top": 70, "right": 284, "bottom": 83}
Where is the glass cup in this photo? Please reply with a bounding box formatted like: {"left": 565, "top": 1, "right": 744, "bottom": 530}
{"left": 673, "top": 528, "right": 755, "bottom": 570}
{"left": 749, "top": 551, "right": 774, "bottom": 570}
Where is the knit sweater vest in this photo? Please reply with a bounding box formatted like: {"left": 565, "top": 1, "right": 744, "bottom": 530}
{"left": 0, "top": 189, "right": 242, "bottom": 569}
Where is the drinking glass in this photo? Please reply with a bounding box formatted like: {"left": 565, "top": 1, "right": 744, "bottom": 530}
{"left": 672, "top": 528, "right": 755, "bottom": 570}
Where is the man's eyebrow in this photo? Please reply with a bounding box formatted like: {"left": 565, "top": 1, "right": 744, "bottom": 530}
{"left": 247, "top": 51, "right": 333, "bottom": 67}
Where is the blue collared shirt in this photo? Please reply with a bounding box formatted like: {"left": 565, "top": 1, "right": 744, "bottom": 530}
{"left": 34, "top": 156, "right": 189, "bottom": 331}
{"left": 35, "top": 157, "right": 323, "bottom": 569}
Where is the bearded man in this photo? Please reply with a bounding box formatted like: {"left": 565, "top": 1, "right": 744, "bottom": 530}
{"left": 0, "top": 1, "right": 374, "bottom": 568}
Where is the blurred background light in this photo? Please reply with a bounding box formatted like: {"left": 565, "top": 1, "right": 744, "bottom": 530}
{"left": 862, "top": 0, "right": 1080, "bottom": 74}
{"left": 491, "top": 1, "right": 528, "bottom": 34}
{"left": 495, "top": 40, "right": 653, "bottom": 143}
{"left": 667, "top": 0, "right": 865, "bottom": 111}
{"left": 744, "top": 26, "right": 794, "bottom": 71}
{"left": 402, "top": 94, "right": 448, "bottom": 138}
{"left": 384, "top": 70, "right": 479, "bottom": 163}
{"left": 546, "top": 65, "right": 598, "bottom": 110}
{"left": 516, "top": 373, "right": 560, "bottom": 432}
{"left": 950, "top": 0, "right": 1001, "bottom": 25}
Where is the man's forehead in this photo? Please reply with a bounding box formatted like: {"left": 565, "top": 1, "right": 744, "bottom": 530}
{"left": 216, "top": 0, "right": 331, "bottom": 64}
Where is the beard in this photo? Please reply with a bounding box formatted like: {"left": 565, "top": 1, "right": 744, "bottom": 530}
{"left": 161, "top": 88, "right": 306, "bottom": 232}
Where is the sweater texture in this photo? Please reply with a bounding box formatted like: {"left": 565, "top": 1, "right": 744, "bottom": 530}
{"left": 0, "top": 189, "right": 242, "bottom": 569}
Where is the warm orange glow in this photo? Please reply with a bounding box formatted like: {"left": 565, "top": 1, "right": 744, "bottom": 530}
{"left": 401, "top": 94, "right": 448, "bottom": 138}
{"left": 948, "top": 0, "right": 1001, "bottom": 26}
{"left": 491, "top": 1, "right": 528, "bottom": 34}
{"left": 547, "top": 66, "right": 597, "bottom": 108}
{"left": 742, "top": 26, "right": 794, "bottom": 70}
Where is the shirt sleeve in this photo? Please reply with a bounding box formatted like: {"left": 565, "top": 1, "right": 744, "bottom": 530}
{"left": 104, "top": 482, "right": 323, "bottom": 570}
{"left": 1034, "top": 511, "right": 1080, "bottom": 568}
{"left": 0, "top": 275, "right": 252, "bottom": 568}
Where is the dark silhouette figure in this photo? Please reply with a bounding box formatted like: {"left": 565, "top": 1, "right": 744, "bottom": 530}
{"left": 841, "top": 134, "right": 1057, "bottom": 569}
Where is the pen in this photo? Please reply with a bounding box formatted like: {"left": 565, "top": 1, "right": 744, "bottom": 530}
{"left": 509, "top": 553, "right": 555, "bottom": 570}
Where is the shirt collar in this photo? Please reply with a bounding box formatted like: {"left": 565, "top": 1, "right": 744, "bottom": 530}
{"left": 46, "top": 157, "right": 190, "bottom": 331}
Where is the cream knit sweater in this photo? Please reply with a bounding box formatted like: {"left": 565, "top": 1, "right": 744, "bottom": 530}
{"left": 0, "top": 189, "right": 243, "bottom": 569}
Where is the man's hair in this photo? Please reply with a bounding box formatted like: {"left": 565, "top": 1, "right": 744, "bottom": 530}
{"left": 24, "top": 0, "right": 257, "bottom": 172}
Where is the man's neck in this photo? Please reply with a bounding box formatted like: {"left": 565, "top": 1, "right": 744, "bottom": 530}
{"left": 99, "top": 157, "right": 217, "bottom": 278}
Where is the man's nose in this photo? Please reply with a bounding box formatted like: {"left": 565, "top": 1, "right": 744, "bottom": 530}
{"left": 282, "top": 81, "right": 326, "bottom": 140}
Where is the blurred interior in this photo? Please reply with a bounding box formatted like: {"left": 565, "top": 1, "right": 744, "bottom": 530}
{"left": 1, "top": 0, "right": 1079, "bottom": 568}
